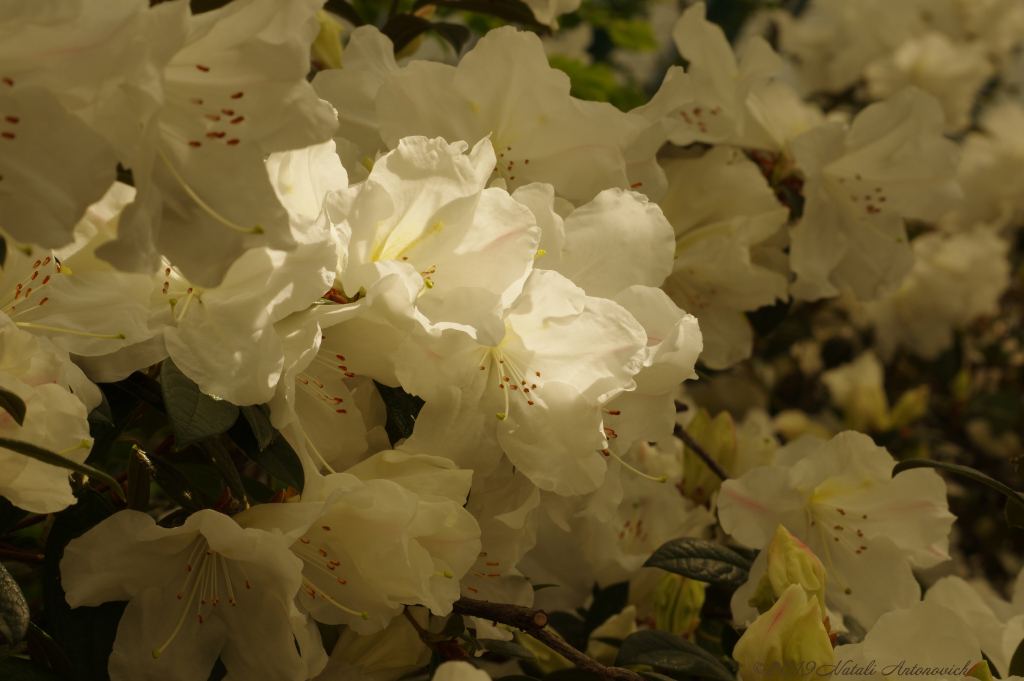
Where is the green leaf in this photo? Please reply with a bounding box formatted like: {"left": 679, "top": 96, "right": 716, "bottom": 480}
{"left": 171, "top": 462, "right": 225, "bottom": 504}
{"left": 0, "top": 437, "right": 125, "bottom": 502}
{"left": 160, "top": 359, "right": 239, "bottom": 449}
{"left": 412, "top": 0, "right": 546, "bottom": 29}
{"left": 242, "top": 477, "right": 276, "bottom": 504}
{"left": 532, "top": 583, "right": 559, "bottom": 592}
{"left": 545, "top": 611, "right": 586, "bottom": 651}
{"left": 480, "top": 638, "right": 536, "bottom": 660}
{"left": 380, "top": 14, "right": 471, "bottom": 54}
{"left": 1009, "top": 636, "right": 1024, "bottom": 677}
{"left": 239, "top": 405, "right": 276, "bottom": 451}
{"left": 615, "top": 630, "right": 735, "bottom": 681}
{"left": 126, "top": 448, "right": 150, "bottom": 512}
{"left": 138, "top": 452, "right": 206, "bottom": 513}
{"left": 227, "top": 418, "right": 304, "bottom": 492}
{"left": 0, "top": 657, "right": 66, "bottom": 681}
{"left": 0, "top": 562, "right": 29, "bottom": 657}
{"left": 0, "top": 497, "right": 26, "bottom": 535}
{"left": 583, "top": 582, "right": 628, "bottom": 639}
{"left": 43, "top": 490, "right": 127, "bottom": 681}
{"left": 606, "top": 19, "right": 658, "bottom": 51}
{"left": 323, "top": 0, "right": 365, "bottom": 26}
{"left": 438, "top": 613, "right": 466, "bottom": 640}
{"left": 86, "top": 384, "right": 140, "bottom": 466}
{"left": 0, "top": 387, "right": 27, "bottom": 426}
{"left": 374, "top": 381, "right": 424, "bottom": 444}
{"left": 23, "top": 622, "right": 74, "bottom": 680}
{"left": 643, "top": 538, "right": 752, "bottom": 586}
{"left": 196, "top": 438, "right": 249, "bottom": 507}
{"left": 893, "top": 460, "right": 1024, "bottom": 512}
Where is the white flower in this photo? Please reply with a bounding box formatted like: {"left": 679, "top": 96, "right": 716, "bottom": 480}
{"left": 433, "top": 661, "right": 492, "bottom": 681}
{"left": 863, "top": 228, "right": 1010, "bottom": 360}
{"left": 313, "top": 612, "right": 430, "bottom": 681}
{"left": 865, "top": 33, "right": 995, "bottom": 133}
{"left": 666, "top": 2, "right": 781, "bottom": 147}
{"left": 600, "top": 286, "right": 702, "bottom": 454}
{"left": 144, "top": 219, "right": 337, "bottom": 405}
{"left": 0, "top": 317, "right": 93, "bottom": 513}
{"left": 789, "top": 88, "right": 961, "bottom": 301}
{"left": 522, "top": 0, "right": 581, "bottom": 30}
{"left": 61, "top": 507, "right": 330, "bottom": 681}
{"left": 833, "top": 600, "right": 981, "bottom": 681}
{"left": 372, "top": 27, "right": 645, "bottom": 204}
{"left": 0, "top": 189, "right": 154, "bottom": 359}
{"left": 660, "top": 146, "right": 789, "bottom": 369}
{"left": 923, "top": 574, "right": 1024, "bottom": 678}
{"left": 720, "top": 431, "right": 954, "bottom": 629}
{"left": 101, "top": 0, "right": 339, "bottom": 287}
{"left": 0, "top": 0, "right": 178, "bottom": 250}
{"left": 250, "top": 450, "right": 480, "bottom": 635}
{"left": 397, "top": 269, "right": 647, "bottom": 496}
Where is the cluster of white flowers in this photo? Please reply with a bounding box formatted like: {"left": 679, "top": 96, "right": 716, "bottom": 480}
{"left": 2, "top": 0, "right": 1023, "bottom": 680}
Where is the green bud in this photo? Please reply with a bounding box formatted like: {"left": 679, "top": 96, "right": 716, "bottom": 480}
{"left": 966, "top": 660, "right": 995, "bottom": 681}
{"left": 680, "top": 408, "right": 736, "bottom": 504}
{"left": 653, "top": 573, "right": 705, "bottom": 635}
{"left": 889, "top": 385, "right": 930, "bottom": 429}
{"left": 311, "top": 9, "right": 345, "bottom": 70}
{"left": 749, "top": 525, "right": 827, "bottom": 615}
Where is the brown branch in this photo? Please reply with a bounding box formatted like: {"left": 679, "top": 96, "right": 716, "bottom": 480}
{"left": 0, "top": 543, "right": 44, "bottom": 564}
{"left": 8, "top": 513, "right": 47, "bottom": 532}
{"left": 451, "top": 597, "right": 644, "bottom": 681}
{"left": 674, "top": 423, "right": 731, "bottom": 482}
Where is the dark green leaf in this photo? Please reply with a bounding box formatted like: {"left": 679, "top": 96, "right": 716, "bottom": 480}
{"left": 0, "top": 497, "right": 26, "bottom": 534}
{"left": 721, "top": 625, "right": 742, "bottom": 658}
{"left": 196, "top": 438, "right": 249, "bottom": 507}
{"left": 583, "top": 581, "right": 628, "bottom": 639}
{"left": 86, "top": 384, "right": 140, "bottom": 466}
{"left": 412, "top": 0, "right": 546, "bottom": 29}
{"left": 374, "top": 381, "right": 424, "bottom": 444}
{"left": 543, "top": 669, "right": 603, "bottom": 681}
{"left": 545, "top": 611, "right": 586, "bottom": 651}
{"left": 893, "top": 460, "right": 1024, "bottom": 510}
{"left": 113, "top": 372, "right": 164, "bottom": 413}
{"left": 138, "top": 452, "right": 206, "bottom": 512}
{"left": 242, "top": 477, "right": 276, "bottom": 504}
{"left": 126, "top": 448, "right": 150, "bottom": 512}
{"left": 379, "top": 14, "right": 470, "bottom": 57}
{"left": 480, "top": 638, "right": 536, "bottom": 660}
{"left": 239, "top": 405, "right": 276, "bottom": 451}
{"left": 643, "top": 538, "right": 752, "bottom": 586}
{"left": 615, "top": 630, "right": 734, "bottom": 681}
{"left": 227, "top": 419, "right": 304, "bottom": 492}
{"left": 43, "top": 490, "right": 127, "bottom": 681}
{"left": 0, "top": 438, "right": 125, "bottom": 502}
{"left": 982, "top": 652, "right": 1002, "bottom": 679}
{"left": 24, "top": 622, "right": 74, "bottom": 680}
{"left": 1008, "top": 499, "right": 1024, "bottom": 530}
{"left": 0, "top": 657, "right": 65, "bottom": 681}
{"left": 591, "top": 637, "right": 623, "bottom": 647}
{"left": 430, "top": 22, "right": 472, "bottom": 53}
{"left": 638, "top": 673, "right": 677, "bottom": 681}
{"left": 171, "top": 463, "right": 225, "bottom": 504}
{"left": 532, "top": 583, "right": 559, "bottom": 592}
{"left": 439, "top": 613, "right": 466, "bottom": 639}
{"left": 324, "top": 0, "right": 365, "bottom": 26}
{"left": 85, "top": 393, "right": 112, "bottom": 427}
{"left": 206, "top": 657, "right": 228, "bottom": 681}
{"left": 0, "top": 387, "right": 27, "bottom": 426}
{"left": 0, "top": 562, "right": 29, "bottom": 656}
{"left": 1009, "top": 636, "right": 1024, "bottom": 677}
{"left": 160, "top": 359, "right": 238, "bottom": 449}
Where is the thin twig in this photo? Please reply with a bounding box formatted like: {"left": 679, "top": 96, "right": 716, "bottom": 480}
{"left": 0, "top": 544, "right": 44, "bottom": 564}
{"left": 673, "top": 423, "right": 731, "bottom": 481}
{"left": 450, "top": 597, "right": 645, "bottom": 681}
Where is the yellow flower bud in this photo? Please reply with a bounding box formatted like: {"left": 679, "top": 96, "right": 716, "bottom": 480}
{"left": 311, "top": 10, "right": 345, "bottom": 70}
{"left": 749, "top": 525, "right": 827, "bottom": 615}
{"left": 889, "top": 385, "right": 930, "bottom": 429}
{"left": 966, "top": 660, "right": 995, "bottom": 681}
{"left": 734, "top": 584, "right": 834, "bottom": 681}
{"left": 653, "top": 573, "right": 705, "bottom": 636}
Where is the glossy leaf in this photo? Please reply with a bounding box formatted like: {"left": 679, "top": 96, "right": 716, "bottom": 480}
{"left": 479, "top": 638, "right": 536, "bottom": 660}
{"left": 0, "top": 562, "right": 29, "bottom": 657}
{"left": 160, "top": 359, "right": 239, "bottom": 449}
{"left": 643, "top": 538, "right": 752, "bottom": 586}
{"left": 227, "top": 418, "right": 304, "bottom": 492}
{"left": 0, "top": 387, "right": 27, "bottom": 426}
{"left": 615, "top": 630, "right": 735, "bottom": 681}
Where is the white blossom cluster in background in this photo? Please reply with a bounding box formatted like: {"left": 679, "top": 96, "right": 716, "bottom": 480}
{"left": 2, "top": 0, "right": 1024, "bottom": 680}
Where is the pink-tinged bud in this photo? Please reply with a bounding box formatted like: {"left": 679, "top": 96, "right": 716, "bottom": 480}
{"left": 734, "top": 584, "right": 834, "bottom": 681}
{"left": 654, "top": 573, "right": 705, "bottom": 635}
{"left": 749, "top": 525, "right": 827, "bottom": 616}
